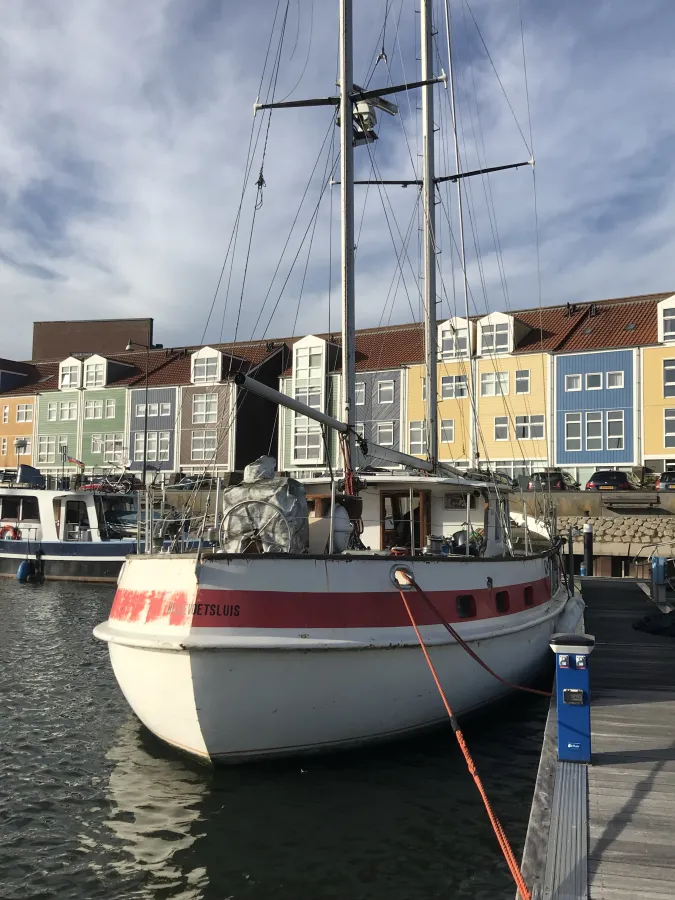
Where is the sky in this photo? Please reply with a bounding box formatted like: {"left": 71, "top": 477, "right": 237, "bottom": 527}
{"left": 1, "top": 0, "right": 674, "bottom": 360}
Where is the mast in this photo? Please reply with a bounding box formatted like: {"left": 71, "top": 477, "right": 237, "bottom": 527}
{"left": 339, "top": 0, "right": 357, "bottom": 468}
{"left": 421, "top": 0, "right": 438, "bottom": 469}
{"left": 443, "top": 0, "right": 477, "bottom": 466}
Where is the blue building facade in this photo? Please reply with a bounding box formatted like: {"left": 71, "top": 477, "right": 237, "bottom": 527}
{"left": 555, "top": 349, "right": 635, "bottom": 469}
{"left": 128, "top": 386, "right": 178, "bottom": 474}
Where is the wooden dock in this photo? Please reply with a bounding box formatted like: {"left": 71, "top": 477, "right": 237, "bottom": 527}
{"left": 519, "top": 579, "right": 675, "bottom": 900}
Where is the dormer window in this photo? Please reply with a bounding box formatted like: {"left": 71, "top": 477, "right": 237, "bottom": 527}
{"left": 664, "top": 308, "right": 675, "bottom": 340}
{"left": 481, "top": 323, "right": 509, "bottom": 354}
{"left": 194, "top": 356, "right": 219, "bottom": 383}
{"left": 85, "top": 362, "right": 105, "bottom": 387}
{"left": 441, "top": 328, "right": 468, "bottom": 359}
{"left": 60, "top": 365, "right": 80, "bottom": 389}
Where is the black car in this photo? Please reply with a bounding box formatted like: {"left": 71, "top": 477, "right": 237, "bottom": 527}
{"left": 528, "top": 470, "right": 579, "bottom": 491}
{"left": 585, "top": 470, "right": 633, "bottom": 491}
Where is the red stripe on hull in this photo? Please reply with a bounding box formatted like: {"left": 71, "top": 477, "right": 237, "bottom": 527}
{"left": 110, "top": 579, "right": 549, "bottom": 629}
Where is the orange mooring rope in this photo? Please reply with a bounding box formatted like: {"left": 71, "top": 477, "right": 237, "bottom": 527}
{"left": 397, "top": 584, "right": 532, "bottom": 900}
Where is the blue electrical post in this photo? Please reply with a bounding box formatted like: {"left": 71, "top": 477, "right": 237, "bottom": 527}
{"left": 550, "top": 632, "right": 596, "bottom": 763}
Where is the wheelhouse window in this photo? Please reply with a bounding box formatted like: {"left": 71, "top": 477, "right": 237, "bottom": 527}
{"left": 409, "top": 421, "right": 427, "bottom": 456}
{"left": 607, "top": 410, "right": 624, "bottom": 450}
{"left": 85, "top": 363, "right": 104, "bottom": 387}
{"left": 193, "top": 394, "right": 218, "bottom": 424}
{"left": 441, "top": 327, "right": 468, "bottom": 358}
{"left": 515, "top": 370, "right": 530, "bottom": 394}
{"left": 565, "top": 374, "right": 581, "bottom": 392}
{"left": 607, "top": 371, "right": 624, "bottom": 389}
{"left": 565, "top": 412, "right": 582, "bottom": 451}
{"left": 586, "top": 372, "right": 602, "bottom": 390}
{"left": 480, "top": 323, "right": 509, "bottom": 354}
{"left": 375, "top": 422, "right": 394, "bottom": 446}
{"left": 355, "top": 382, "right": 365, "bottom": 405}
{"left": 494, "top": 417, "right": 509, "bottom": 441}
{"left": 586, "top": 411, "right": 603, "bottom": 451}
{"left": 441, "top": 375, "right": 468, "bottom": 399}
{"left": 376, "top": 381, "right": 394, "bottom": 404}
{"left": 440, "top": 419, "right": 454, "bottom": 443}
{"left": 191, "top": 430, "right": 217, "bottom": 461}
{"left": 480, "top": 371, "right": 509, "bottom": 396}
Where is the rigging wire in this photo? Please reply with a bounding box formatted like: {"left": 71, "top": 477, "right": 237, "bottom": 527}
{"left": 277, "top": 0, "right": 315, "bottom": 103}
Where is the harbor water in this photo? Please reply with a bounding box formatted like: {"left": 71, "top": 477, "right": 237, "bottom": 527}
{"left": 0, "top": 580, "right": 548, "bottom": 900}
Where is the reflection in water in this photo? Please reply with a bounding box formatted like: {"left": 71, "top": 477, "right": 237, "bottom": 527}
{"left": 103, "top": 720, "right": 209, "bottom": 899}
{"left": 1, "top": 580, "right": 548, "bottom": 900}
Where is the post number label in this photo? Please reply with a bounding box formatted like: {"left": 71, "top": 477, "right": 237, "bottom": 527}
{"left": 563, "top": 688, "right": 585, "bottom": 706}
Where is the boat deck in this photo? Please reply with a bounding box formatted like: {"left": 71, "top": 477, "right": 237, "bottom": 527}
{"left": 519, "top": 578, "right": 675, "bottom": 899}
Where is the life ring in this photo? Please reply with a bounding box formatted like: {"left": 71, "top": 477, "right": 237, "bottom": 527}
{"left": 0, "top": 525, "right": 20, "bottom": 541}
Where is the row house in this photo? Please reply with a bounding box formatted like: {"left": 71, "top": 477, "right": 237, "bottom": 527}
{"left": 0, "top": 358, "right": 45, "bottom": 469}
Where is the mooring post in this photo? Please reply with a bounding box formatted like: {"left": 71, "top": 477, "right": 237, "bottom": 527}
{"left": 583, "top": 522, "right": 593, "bottom": 577}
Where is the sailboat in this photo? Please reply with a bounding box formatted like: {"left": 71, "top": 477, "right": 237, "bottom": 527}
{"left": 94, "top": 0, "right": 583, "bottom": 762}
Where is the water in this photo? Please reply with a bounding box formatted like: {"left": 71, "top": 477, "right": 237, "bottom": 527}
{"left": 0, "top": 580, "right": 548, "bottom": 900}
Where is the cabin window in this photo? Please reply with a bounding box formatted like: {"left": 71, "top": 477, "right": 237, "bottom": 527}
{"left": 495, "top": 591, "right": 510, "bottom": 614}
{"left": 1, "top": 497, "right": 20, "bottom": 519}
{"left": 524, "top": 586, "right": 534, "bottom": 607}
{"left": 20, "top": 497, "right": 40, "bottom": 521}
{"left": 456, "top": 595, "right": 476, "bottom": 618}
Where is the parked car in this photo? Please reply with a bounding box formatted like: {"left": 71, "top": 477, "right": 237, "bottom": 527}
{"left": 585, "top": 470, "right": 633, "bottom": 491}
{"left": 528, "top": 469, "right": 579, "bottom": 491}
{"left": 655, "top": 471, "right": 675, "bottom": 492}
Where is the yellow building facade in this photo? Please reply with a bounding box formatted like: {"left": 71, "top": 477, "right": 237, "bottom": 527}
{"left": 642, "top": 345, "right": 675, "bottom": 465}
{"left": 0, "top": 394, "right": 35, "bottom": 468}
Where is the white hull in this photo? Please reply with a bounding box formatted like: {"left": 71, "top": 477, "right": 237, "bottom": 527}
{"left": 95, "top": 553, "right": 582, "bottom": 762}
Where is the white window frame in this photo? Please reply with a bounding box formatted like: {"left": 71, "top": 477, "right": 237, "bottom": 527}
{"left": 440, "top": 419, "right": 454, "bottom": 443}
{"left": 19, "top": 438, "right": 32, "bottom": 457}
{"left": 440, "top": 375, "right": 468, "bottom": 399}
{"left": 191, "top": 430, "right": 217, "bottom": 462}
{"left": 2, "top": 406, "right": 7, "bottom": 424}
{"left": 606, "top": 371, "right": 624, "bottom": 390}
{"left": 515, "top": 416, "right": 530, "bottom": 440}
{"left": 409, "top": 421, "right": 427, "bottom": 456}
{"left": 147, "top": 402, "right": 159, "bottom": 417}
{"left": 46, "top": 402, "right": 57, "bottom": 422}
{"left": 16, "top": 404, "right": 33, "bottom": 423}
{"left": 440, "top": 328, "right": 468, "bottom": 359}
{"left": 60, "top": 365, "right": 80, "bottom": 389}
{"left": 292, "top": 419, "right": 322, "bottom": 462}
{"left": 585, "top": 411, "right": 603, "bottom": 451}
{"left": 480, "top": 322, "right": 509, "bottom": 354}
{"left": 663, "top": 307, "right": 675, "bottom": 341}
{"left": 84, "top": 399, "right": 103, "bottom": 420}
{"left": 480, "top": 371, "right": 509, "bottom": 397}
{"left": 105, "top": 399, "right": 116, "bottom": 419}
{"left": 586, "top": 372, "right": 602, "bottom": 390}
{"left": 515, "top": 370, "right": 530, "bottom": 394}
{"left": 565, "top": 412, "right": 582, "bottom": 452}
{"left": 59, "top": 400, "right": 77, "bottom": 421}
{"left": 193, "top": 355, "right": 220, "bottom": 384}
{"left": 193, "top": 394, "right": 218, "bottom": 425}
{"left": 134, "top": 432, "right": 145, "bottom": 461}
{"left": 565, "top": 374, "right": 582, "bottom": 392}
{"left": 375, "top": 421, "right": 394, "bottom": 446}
{"left": 376, "top": 380, "right": 394, "bottom": 404}
{"left": 494, "top": 417, "right": 509, "bottom": 441}
{"left": 103, "top": 433, "right": 124, "bottom": 464}
{"left": 664, "top": 360, "right": 675, "bottom": 398}
{"left": 84, "top": 363, "right": 104, "bottom": 387}
{"left": 135, "top": 404, "right": 146, "bottom": 418}
{"left": 38, "top": 436, "right": 56, "bottom": 464}
{"left": 0, "top": 437, "right": 6, "bottom": 455}
{"left": 355, "top": 382, "right": 366, "bottom": 406}
{"left": 158, "top": 432, "right": 170, "bottom": 462}
{"left": 606, "top": 410, "right": 624, "bottom": 450}
{"left": 159, "top": 402, "right": 171, "bottom": 417}
{"left": 91, "top": 434, "right": 102, "bottom": 454}
{"left": 665, "top": 409, "right": 675, "bottom": 449}
{"left": 530, "top": 415, "right": 545, "bottom": 440}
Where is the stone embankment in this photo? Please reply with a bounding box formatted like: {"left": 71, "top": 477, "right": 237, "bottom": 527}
{"left": 558, "top": 515, "right": 675, "bottom": 549}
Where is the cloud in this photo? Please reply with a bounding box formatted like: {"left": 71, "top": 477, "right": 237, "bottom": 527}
{"left": 1, "top": 0, "right": 674, "bottom": 361}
